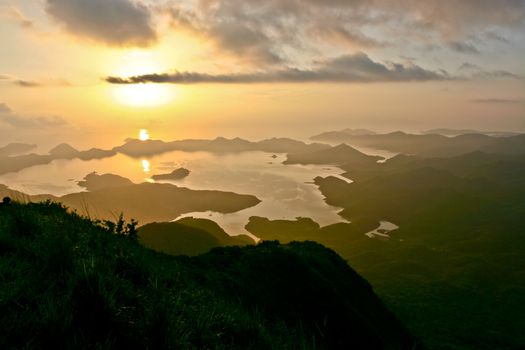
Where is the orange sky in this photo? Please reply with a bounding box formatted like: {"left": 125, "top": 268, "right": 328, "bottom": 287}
{"left": 1, "top": 0, "right": 524, "bottom": 148}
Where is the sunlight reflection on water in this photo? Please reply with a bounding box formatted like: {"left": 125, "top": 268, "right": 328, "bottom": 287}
{"left": 0, "top": 151, "right": 352, "bottom": 234}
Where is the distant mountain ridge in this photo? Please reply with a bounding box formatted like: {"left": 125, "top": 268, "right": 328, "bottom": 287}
{"left": 423, "top": 128, "right": 520, "bottom": 137}
{"left": 114, "top": 136, "right": 329, "bottom": 157}
{"left": 310, "top": 129, "right": 525, "bottom": 157}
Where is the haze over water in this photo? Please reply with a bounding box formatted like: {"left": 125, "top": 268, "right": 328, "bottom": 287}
{"left": 0, "top": 145, "right": 355, "bottom": 234}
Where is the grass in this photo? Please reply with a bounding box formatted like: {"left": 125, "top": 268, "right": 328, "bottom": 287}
{"left": 0, "top": 201, "right": 420, "bottom": 349}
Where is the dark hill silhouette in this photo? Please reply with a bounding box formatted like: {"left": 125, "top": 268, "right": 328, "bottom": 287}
{"left": 208, "top": 136, "right": 254, "bottom": 151}
{"left": 0, "top": 136, "right": 328, "bottom": 176}
{"left": 151, "top": 167, "right": 190, "bottom": 181}
{"left": 78, "top": 172, "right": 134, "bottom": 191}
{"left": 256, "top": 137, "right": 329, "bottom": 153}
{"left": 0, "top": 153, "right": 53, "bottom": 175}
{"left": 113, "top": 138, "right": 175, "bottom": 156}
{"left": 281, "top": 151, "right": 525, "bottom": 349}
{"left": 424, "top": 128, "right": 520, "bottom": 137}
{"left": 138, "top": 218, "right": 254, "bottom": 255}
{"left": 78, "top": 148, "right": 117, "bottom": 160}
{"left": 0, "top": 175, "right": 261, "bottom": 224}
{"left": 174, "top": 217, "right": 255, "bottom": 245}
{"left": 52, "top": 182, "right": 261, "bottom": 223}
{"left": 310, "top": 129, "right": 525, "bottom": 157}
{"left": 480, "top": 133, "right": 525, "bottom": 154}
{"left": 0, "top": 184, "right": 31, "bottom": 202}
{"left": 49, "top": 143, "right": 79, "bottom": 157}
{"left": 0, "top": 144, "right": 116, "bottom": 175}
{"left": 0, "top": 201, "right": 421, "bottom": 349}
{"left": 114, "top": 137, "right": 330, "bottom": 157}
{"left": 310, "top": 129, "right": 376, "bottom": 142}
{"left": 284, "top": 143, "right": 384, "bottom": 165}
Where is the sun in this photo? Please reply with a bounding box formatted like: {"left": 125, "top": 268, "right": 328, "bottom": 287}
{"left": 110, "top": 50, "right": 173, "bottom": 107}
{"left": 139, "top": 129, "right": 150, "bottom": 141}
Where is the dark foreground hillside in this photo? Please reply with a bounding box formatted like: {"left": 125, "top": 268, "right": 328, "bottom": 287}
{"left": 0, "top": 201, "right": 421, "bottom": 349}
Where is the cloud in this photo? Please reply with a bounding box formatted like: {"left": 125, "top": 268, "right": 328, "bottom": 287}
{"left": 484, "top": 31, "right": 510, "bottom": 43}
{"left": 457, "top": 62, "right": 521, "bottom": 80}
{"left": 15, "top": 80, "right": 41, "bottom": 88}
{"left": 45, "top": 0, "right": 156, "bottom": 47}
{"left": 448, "top": 41, "right": 480, "bottom": 54}
{"left": 0, "top": 75, "right": 72, "bottom": 88}
{"left": 105, "top": 52, "right": 448, "bottom": 84}
{"left": 160, "top": 0, "right": 525, "bottom": 66}
{"left": 309, "top": 26, "right": 386, "bottom": 48}
{"left": 0, "top": 103, "right": 66, "bottom": 128}
{"left": 471, "top": 98, "right": 523, "bottom": 104}
{"left": 208, "top": 21, "right": 283, "bottom": 64}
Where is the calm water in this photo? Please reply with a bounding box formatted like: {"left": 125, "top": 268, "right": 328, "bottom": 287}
{"left": 0, "top": 151, "right": 351, "bottom": 235}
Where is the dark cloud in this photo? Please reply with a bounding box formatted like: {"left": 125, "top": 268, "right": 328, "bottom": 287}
{"left": 208, "top": 21, "right": 283, "bottom": 64}
{"left": 309, "top": 26, "right": 385, "bottom": 48}
{"left": 15, "top": 80, "right": 41, "bottom": 88}
{"left": 457, "top": 62, "right": 521, "bottom": 80}
{"left": 484, "top": 31, "right": 510, "bottom": 43}
{"left": 163, "top": 0, "right": 525, "bottom": 64}
{"left": 0, "top": 103, "right": 66, "bottom": 128}
{"left": 0, "top": 75, "right": 72, "bottom": 88}
{"left": 458, "top": 62, "right": 481, "bottom": 72}
{"left": 448, "top": 41, "right": 480, "bottom": 54}
{"left": 165, "top": 5, "right": 284, "bottom": 64}
{"left": 475, "top": 70, "right": 521, "bottom": 80}
{"left": 471, "top": 98, "right": 523, "bottom": 104}
{"left": 45, "top": 0, "right": 156, "bottom": 47}
{"left": 105, "top": 52, "right": 448, "bottom": 84}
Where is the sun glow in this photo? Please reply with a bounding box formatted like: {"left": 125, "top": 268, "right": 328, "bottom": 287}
{"left": 139, "top": 129, "right": 150, "bottom": 141}
{"left": 141, "top": 159, "right": 151, "bottom": 173}
{"left": 111, "top": 50, "right": 173, "bottom": 107}
{"left": 113, "top": 84, "right": 172, "bottom": 107}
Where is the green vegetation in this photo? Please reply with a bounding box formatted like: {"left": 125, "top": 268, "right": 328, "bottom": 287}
{"left": 138, "top": 218, "right": 254, "bottom": 256}
{"left": 247, "top": 151, "right": 525, "bottom": 349}
{"left": 0, "top": 201, "right": 420, "bottom": 349}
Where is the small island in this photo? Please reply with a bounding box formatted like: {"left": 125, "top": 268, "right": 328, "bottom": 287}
{"left": 151, "top": 167, "right": 190, "bottom": 181}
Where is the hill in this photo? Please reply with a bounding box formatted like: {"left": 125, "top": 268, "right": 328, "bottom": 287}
{"left": 0, "top": 173, "right": 261, "bottom": 224}
{"left": 246, "top": 151, "right": 525, "bottom": 349}
{"left": 138, "top": 218, "right": 254, "bottom": 256}
{"left": 0, "top": 201, "right": 421, "bottom": 349}
{"left": 114, "top": 137, "right": 330, "bottom": 157}
{"left": 0, "top": 145, "right": 116, "bottom": 175}
{"left": 310, "top": 130, "right": 525, "bottom": 157}
{"left": 151, "top": 168, "right": 190, "bottom": 181}
{"left": 284, "top": 143, "right": 384, "bottom": 165}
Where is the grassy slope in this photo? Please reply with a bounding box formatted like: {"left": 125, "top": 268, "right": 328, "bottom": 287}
{"left": 247, "top": 153, "right": 525, "bottom": 349}
{"left": 138, "top": 218, "right": 254, "bottom": 256}
{"left": 0, "top": 201, "right": 420, "bottom": 349}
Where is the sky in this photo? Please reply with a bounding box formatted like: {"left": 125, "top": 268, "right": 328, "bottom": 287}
{"left": 0, "top": 0, "right": 524, "bottom": 148}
